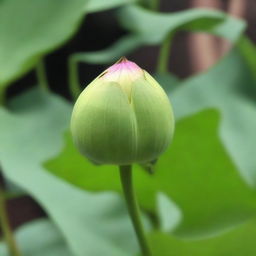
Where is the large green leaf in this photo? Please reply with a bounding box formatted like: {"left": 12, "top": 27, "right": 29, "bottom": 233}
{"left": 238, "top": 36, "right": 256, "bottom": 80}
{"left": 153, "top": 109, "right": 256, "bottom": 237}
{"left": 170, "top": 50, "right": 256, "bottom": 187}
{"left": 154, "top": 73, "right": 180, "bottom": 93}
{"left": 0, "top": 219, "right": 74, "bottom": 256}
{"left": 0, "top": 0, "right": 87, "bottom": 89}
{"left": 72, "top": 6, "right": 245, "bottom": 65}
{"left": 87, "top": 0, "right": 136, "bottom": 13}
{"left": 70, "top": 34, "right": 142, "bottom": 65}
{"left": 46, "top": 109, "right": 256, "bottom": 237}
{"left": 0, "top": 89, "right": 139, "bottom": 256}
{"left": 149, "top": 219, "right": 256, "bottom": 256}
{"left": 118, "top": 6, "right": 244, "bottom": 43}
{"left": 156, "top": 193, "right": 182, "bottom": 233}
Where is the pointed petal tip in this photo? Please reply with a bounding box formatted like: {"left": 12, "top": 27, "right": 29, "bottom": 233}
{"left": 117, "top": 56, "right": 128, "bottom": 63}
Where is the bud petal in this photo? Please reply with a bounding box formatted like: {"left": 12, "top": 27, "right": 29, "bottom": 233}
{"left": 71, "top": 58, "right": 175, "bottom": 165}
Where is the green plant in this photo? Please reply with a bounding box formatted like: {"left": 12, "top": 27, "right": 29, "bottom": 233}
{"left": 0, "top": 0, "right": 256, "bottom": 255}
{"left": 70, "top": 57, "right": 174, "bottom": 255}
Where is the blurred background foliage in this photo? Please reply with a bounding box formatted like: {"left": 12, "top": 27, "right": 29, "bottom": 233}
{"left": 0, "top": 0, "right": 256, "bottom": 255}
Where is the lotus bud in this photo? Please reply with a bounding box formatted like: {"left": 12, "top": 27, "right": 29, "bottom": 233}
{"left": 71, "top": 57, "right": 175, "bottom": 165}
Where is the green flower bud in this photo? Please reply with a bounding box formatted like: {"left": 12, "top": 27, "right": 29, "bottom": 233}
{"left": 71, "top": 57, "right": 175, "bottom": 165}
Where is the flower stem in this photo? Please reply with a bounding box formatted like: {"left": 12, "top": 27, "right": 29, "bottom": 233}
{"left": 119, "top": 165, "right": 152, "bottom": 256}
{"left": 0, "top": 86, "right": 6, "bottom": 106}
{"left": 0, "top": 187, "right": 21, "bottom": 256}
{"left": 68, "top": 56, "right": 81, "bottom": 101}
{"left": 156, "top": 33, "right": 173, "bottom": 74}
{"left": 149, "top": 0, "right": 159, "bottom": 11}
{"left": 35, "top": 59, "right": 49, "bottom": 91}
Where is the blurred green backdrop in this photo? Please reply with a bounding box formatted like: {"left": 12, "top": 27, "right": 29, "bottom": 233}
{"left": 0, "top": 0, "right": 256, "bottom": 255}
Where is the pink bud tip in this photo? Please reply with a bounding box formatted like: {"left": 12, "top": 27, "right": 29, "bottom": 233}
{"left": 101, "top": 57, "right": 143, "bottom": 82}
{"left": 108, "top": 57, "right": 141, "bottom": 72}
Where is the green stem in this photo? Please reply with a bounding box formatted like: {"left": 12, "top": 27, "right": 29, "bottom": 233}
{"left": 138, "top": 0, "right": 147, "bottom": 8}
{"left": 35, "top": 59, "right": 49, "bottom": 91}
{"left": 119, "top": 165, "right": 152, "bottom": 256}
{"left": 156, "top": 33, "right": 173, "bottom": 74}
{"left": 0, "top": 187, "right": 21, "bottom": 256}
{"left": 68, "top": 56, "right": 81, "bottom": 101}
{"left": 0, "top": 87, "right": 6, "bottom": 106}
{"left": 149, "top": 0, "right": 159, "bottom": 11}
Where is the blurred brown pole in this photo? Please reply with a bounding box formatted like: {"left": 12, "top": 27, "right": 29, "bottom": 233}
{"left": 188, "top": 0, "right": 223, "bottom": 74}
{"left": 221, "top": 0, "right": 247, "bottom": 53}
